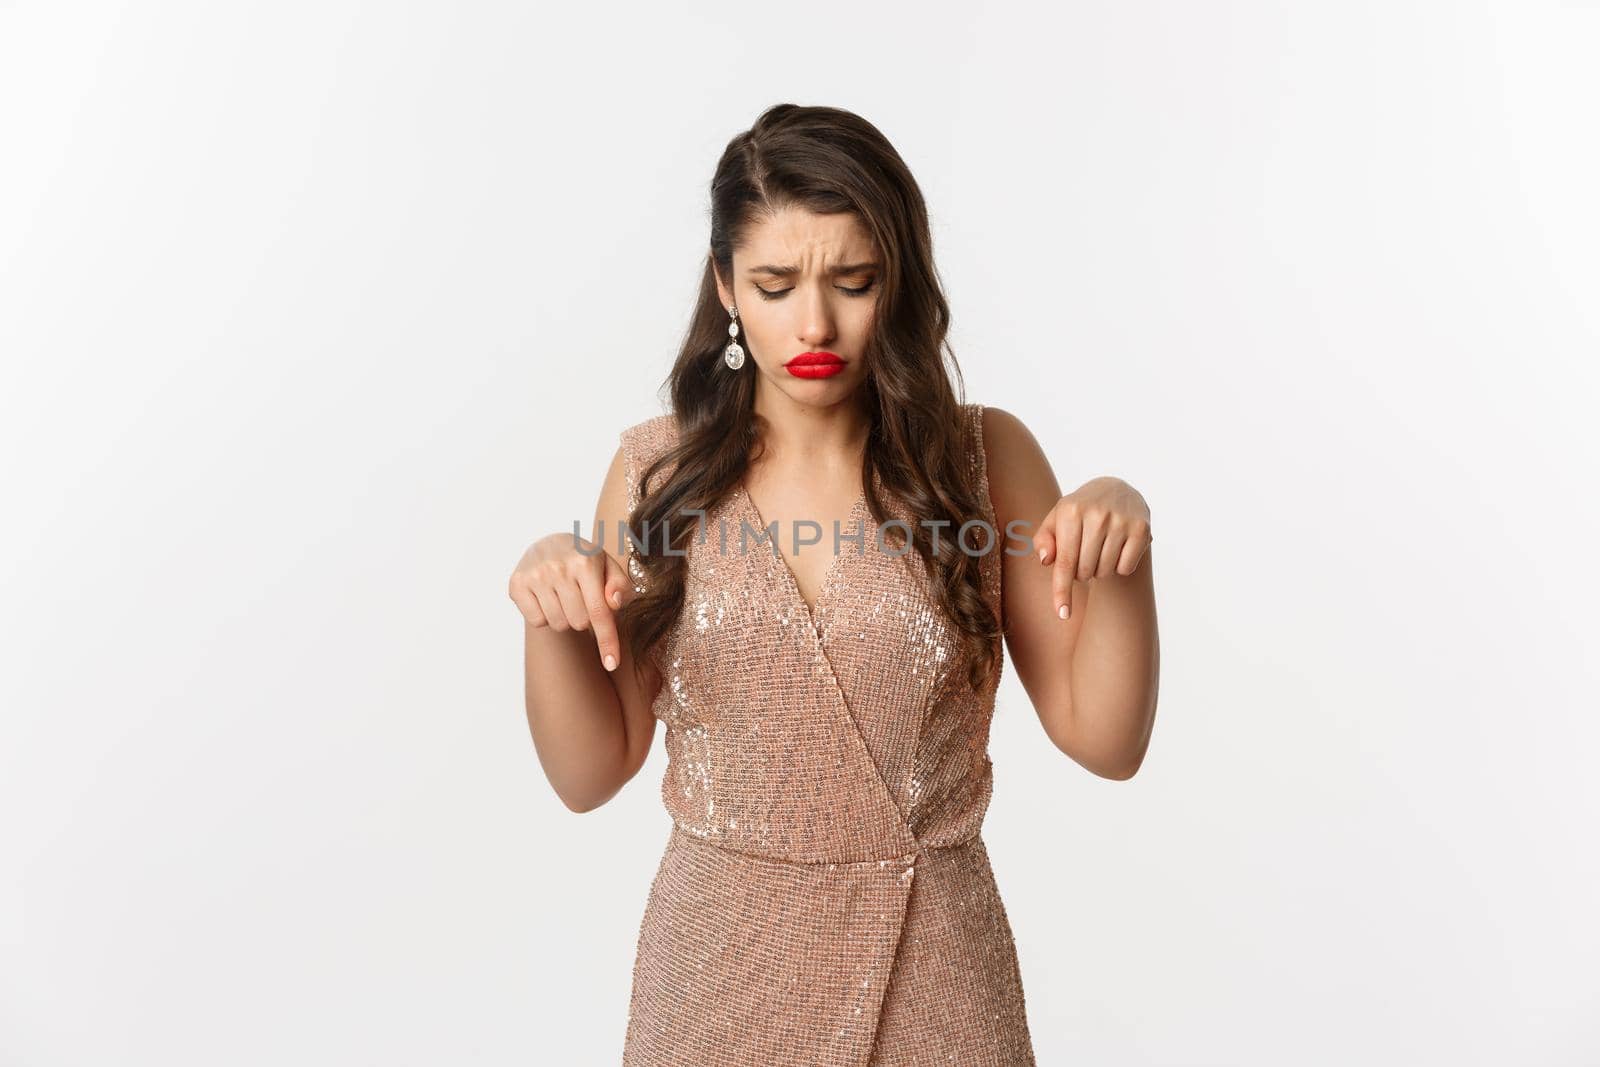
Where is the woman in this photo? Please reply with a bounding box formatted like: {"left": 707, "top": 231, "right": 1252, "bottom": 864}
{"left": 510, "top": 104, "right": 1160, "bottom": 1065}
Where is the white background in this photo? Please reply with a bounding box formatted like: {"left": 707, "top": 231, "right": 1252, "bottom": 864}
{"left": 3, "top": 2, "right": 1597, "bottom": 1064}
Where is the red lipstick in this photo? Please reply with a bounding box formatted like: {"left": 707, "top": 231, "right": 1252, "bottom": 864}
{"left": 784, "top": 351, "right": 846, "bottom": 379}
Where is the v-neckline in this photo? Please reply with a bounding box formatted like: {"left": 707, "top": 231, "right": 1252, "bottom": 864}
{"left": 736, "top": 476, "right": 869, "bottom": 623}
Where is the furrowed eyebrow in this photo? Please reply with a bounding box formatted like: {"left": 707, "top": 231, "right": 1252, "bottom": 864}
{"left": 747, "top": 261, "right": 879, "bottom": 278}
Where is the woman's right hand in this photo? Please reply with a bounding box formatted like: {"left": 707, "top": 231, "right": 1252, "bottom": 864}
{"left": 508, "top": 532, "right": 637, "bottom": 673}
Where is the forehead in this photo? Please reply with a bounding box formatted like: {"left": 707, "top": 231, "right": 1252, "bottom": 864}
{"left": 736, "top": 206, "right": 876, "bottom": 265}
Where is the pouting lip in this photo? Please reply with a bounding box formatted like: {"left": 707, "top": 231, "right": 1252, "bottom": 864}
{"left": 785, "top": 351, "right": 845, "bottom": 367}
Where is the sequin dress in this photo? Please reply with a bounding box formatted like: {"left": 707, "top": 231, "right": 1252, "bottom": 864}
{"left": 616, "top": 403, "right": 1036, "bottom": 1066}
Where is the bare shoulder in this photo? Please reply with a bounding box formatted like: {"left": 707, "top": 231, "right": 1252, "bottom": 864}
{"left": 977, "top": 405, "right": 1061, "bottom": 533}
{"left": 593, "top": 445, "right": 632, "bottom": 566}
{"left": 976, "top": 404, "right": 1037, "bottom": 465}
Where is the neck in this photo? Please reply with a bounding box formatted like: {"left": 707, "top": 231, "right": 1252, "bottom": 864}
{"left": 750, "top": 382, "right": 872, "bottom": 468}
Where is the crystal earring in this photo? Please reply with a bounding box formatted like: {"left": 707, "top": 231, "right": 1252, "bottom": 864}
{"left": 723, "top": 305, "right": 745, "bottom": 370}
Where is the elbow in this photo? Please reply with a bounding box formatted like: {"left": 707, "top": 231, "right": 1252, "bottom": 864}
{"left": 1051, "top": 696, "right": 1154, "bottom": 781}
{"left": 1098, "top": 734, "right": 1153, "bottom": 781}
{"left": 1097, "top": 756, "right": 1144, "bottom": 781}
{"left": 1094, "top": 731, "right": 1151, "bottom": 780}
{"left": 560, "top": 789, "right": 615, "bottom": 814}
{"left": 1051, "top": 723, "right": 1148, "bottom": 781}
{"left": 1060, "top": 747, "right": 1143, "bottom": 781}
{"left": 557, "top": 754, "right": 640, "bottom": 813}
{"left": 556, "top": 779, "right": 623, "bottom": 814}
{"left": 544, "top": 720, "right": 645, "bottom": 815}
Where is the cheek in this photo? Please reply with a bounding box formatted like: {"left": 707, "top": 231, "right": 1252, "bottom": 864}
{"left": 745, "top": 310, "right": 778, "bottom": 342}
{"left": 742, "top": 310, "right": 783, "bottom": 360}
{"left": 848, "top": 300, "right": 878, "bottom": 333}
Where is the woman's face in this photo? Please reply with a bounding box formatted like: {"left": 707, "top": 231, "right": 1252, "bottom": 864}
{"left": 713, "top": 206, "right": 880, "bottom": 408}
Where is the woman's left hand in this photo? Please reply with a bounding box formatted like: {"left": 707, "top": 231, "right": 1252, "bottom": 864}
{"left": 1032, "top": 477, "right": 1153, "bottom": 619}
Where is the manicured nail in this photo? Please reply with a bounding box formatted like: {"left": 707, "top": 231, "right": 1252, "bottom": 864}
{"left": 603, "top": 654, "right": 617, "bottom": 671}
{"left": 1058, "top": 605, "right": 1068, "bottom": 620}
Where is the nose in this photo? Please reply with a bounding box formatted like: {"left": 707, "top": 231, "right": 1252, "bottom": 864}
{"left": 797, "top": 285, "right": 837, "bottom": 348}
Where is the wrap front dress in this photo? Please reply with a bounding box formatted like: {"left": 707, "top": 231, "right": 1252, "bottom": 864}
{"left": 616, "top": 402, "right": 1037, "bottom": 1066}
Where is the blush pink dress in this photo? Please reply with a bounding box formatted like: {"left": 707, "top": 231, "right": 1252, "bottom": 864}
{"left": 615, "top": 402, "right": 1036, "bottom": 1066}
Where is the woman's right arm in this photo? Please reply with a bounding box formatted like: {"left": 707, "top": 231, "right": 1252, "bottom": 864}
{"left": 509, "top": 445, "right": 663, "bottom": 813}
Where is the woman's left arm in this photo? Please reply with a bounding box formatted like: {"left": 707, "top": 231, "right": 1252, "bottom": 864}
{"left": 982, "top": 406, "right": 1160, "bottom": 780}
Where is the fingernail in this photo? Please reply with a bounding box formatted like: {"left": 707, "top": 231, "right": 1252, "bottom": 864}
{"left": 1058, "top": 605, "right": 1068, "bottom": 620}
{"left": 611, "top": 591, "right": 622, "bottom": 608}
{"left": 603, "top": 654, "right": 617, "bottom": 671}
{"left": 1038, "top": 548, "right": 1048, "bottom": 563}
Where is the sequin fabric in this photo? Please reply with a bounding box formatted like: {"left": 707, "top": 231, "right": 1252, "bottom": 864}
{"left": 616, "top": 403, "right": 1035, "bottom": 1066}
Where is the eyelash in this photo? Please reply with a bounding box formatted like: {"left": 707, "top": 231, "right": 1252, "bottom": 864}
{"left": 753, "top": 282, "right": 876, "bottom": 301}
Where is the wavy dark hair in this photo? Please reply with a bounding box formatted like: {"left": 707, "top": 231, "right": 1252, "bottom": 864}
{"left": 620, "top": 103, "right": 1003, "bottom": 692}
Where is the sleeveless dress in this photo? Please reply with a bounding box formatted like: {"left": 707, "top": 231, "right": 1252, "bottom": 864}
{"left": 616, "top": 402, "right": 1036, "bottom": 1066}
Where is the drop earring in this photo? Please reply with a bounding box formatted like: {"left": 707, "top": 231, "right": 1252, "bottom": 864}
{"left": 723, "top": 305, "right": 745, "bottom": 370}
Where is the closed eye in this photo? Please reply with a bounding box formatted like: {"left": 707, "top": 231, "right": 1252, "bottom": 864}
{"left": 754, "top": 281, "right": 876, "bottom": 301}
